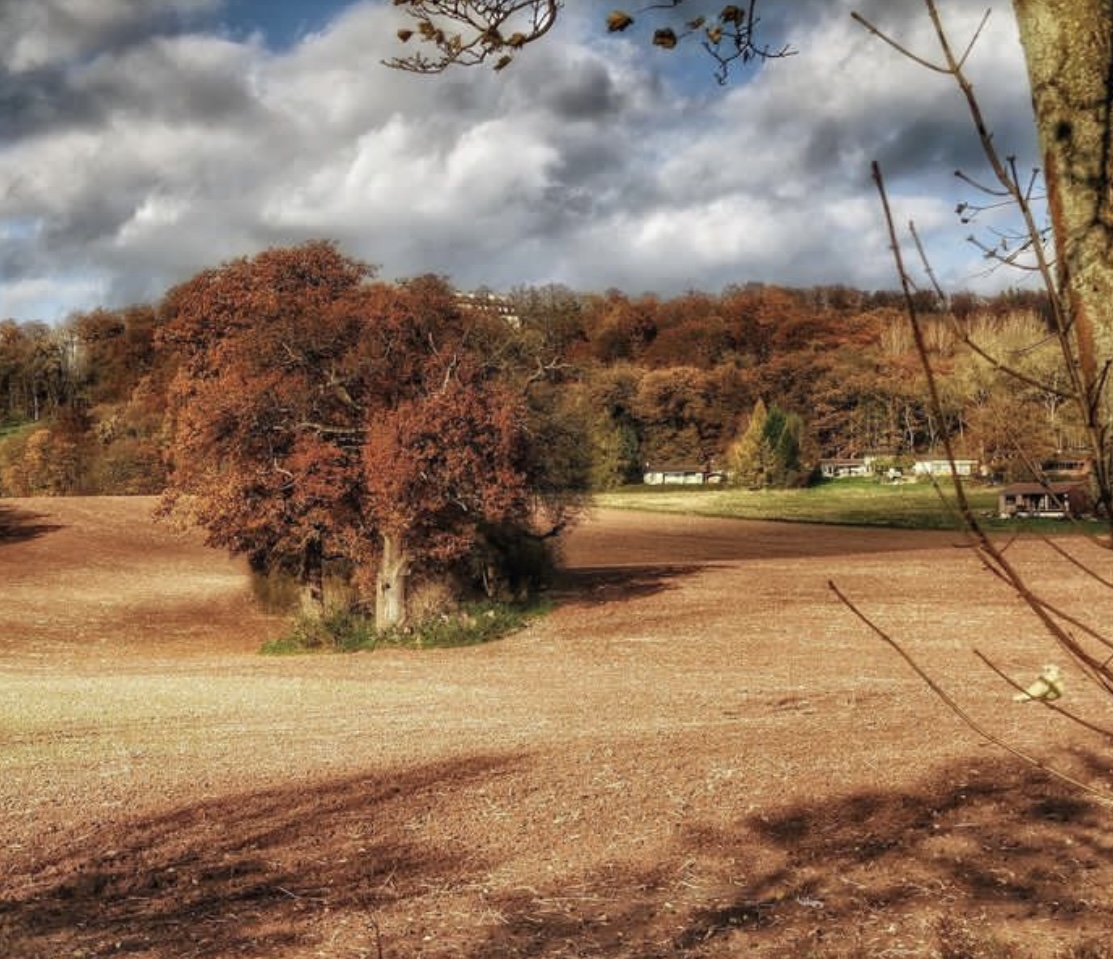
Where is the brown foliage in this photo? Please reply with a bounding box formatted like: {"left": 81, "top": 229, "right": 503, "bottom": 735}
{"left": 157, "top": 243, "right": 549, "bottom": 620}
{"left": 364, "top": 382, "right": 531, "bottom": 565}
{"left": 158, "top": 241, "right": 374, "bottom": 573}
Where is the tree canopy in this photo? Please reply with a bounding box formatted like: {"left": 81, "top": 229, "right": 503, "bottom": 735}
{"left": 155, "top": 241, "right": 571, "bottom": 626}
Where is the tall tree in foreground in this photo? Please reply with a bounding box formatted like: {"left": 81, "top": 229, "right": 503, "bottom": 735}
{"left": 1011, "top": 0, "right": 1113, "bottom": 521}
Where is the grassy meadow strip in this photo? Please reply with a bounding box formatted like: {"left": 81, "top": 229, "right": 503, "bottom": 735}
{"left": 0, "top": 421, "right": 34, "bottom": 440}
{"left": 595, "top": 477, "right": 1103, "bottom": 533}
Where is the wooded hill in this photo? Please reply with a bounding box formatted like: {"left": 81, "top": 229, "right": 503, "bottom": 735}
{"left": 0, "top": 246, "right": 1062, "bottom": 500}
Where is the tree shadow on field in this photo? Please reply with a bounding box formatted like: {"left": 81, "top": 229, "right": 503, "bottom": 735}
{"left": 471, "top": 754, "right": 1113, "bottom": 959}
{"left": 553, "top": 564, "right": 705, "bottom": 607}
{"left": 7, "top": 751, "right": 1112, "bottom": 959}
{"left": 0, "top": 503, "right": 61, "bottom": 545}
{"left": 0, "top": 755, "right": 513, "bottom": 959}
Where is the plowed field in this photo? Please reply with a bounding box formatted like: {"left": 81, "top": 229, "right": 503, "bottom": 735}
{"left": 1, "top": 497, "right": 1110, "bottom": 958}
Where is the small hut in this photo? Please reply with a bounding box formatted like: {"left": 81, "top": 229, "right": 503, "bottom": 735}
{"left": 998, "top": 482, "right": 1092, "bottom": 519}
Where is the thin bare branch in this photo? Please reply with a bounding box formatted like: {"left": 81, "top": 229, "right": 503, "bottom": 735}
{"left": 974, "top": 650, "right": 1113, "bottom": 739}
{"left": 872, "top": 161, "right": 978, "bottom": 528}
{"left": 1041, "top": 536, "right": 1113, "bottom": 591}
{"left": 874, "top": 161, "right": 1113, "bottom": 701}
{"left": 829, "top": 580, "right": 1113, "bottom": 805}
{"left": 850, "top": 11, "right": 948, "bottom": 74}
{"left": 954, "top": 8, "right": 992, "bottom": 71}
{"left": 908, "top": 221, "right": 1069, "bottom": 398}
{"left": 954, "top": 168, "right": 1013, "bottom": 199}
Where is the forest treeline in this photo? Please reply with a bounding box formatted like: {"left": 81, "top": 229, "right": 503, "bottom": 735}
{"left": 0, "top": 255, "right": 1064, "bottom": 501}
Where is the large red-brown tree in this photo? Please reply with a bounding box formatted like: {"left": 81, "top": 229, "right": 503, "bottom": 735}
{"left": 158, "top": 241, "right": 374, "bottom": 611}
{"left": 158, "top": 242, "right": 558, "bottom": 627}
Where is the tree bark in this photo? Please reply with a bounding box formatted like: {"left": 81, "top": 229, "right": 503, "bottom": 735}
{"left": 1012, "top": 0, "right": 1113, "bottom": 513}
{"left": 299, "top": 537, "right": 325, "bottom": 615}
{"left": 375, "top": 532, "right": 409, "bottom": 631}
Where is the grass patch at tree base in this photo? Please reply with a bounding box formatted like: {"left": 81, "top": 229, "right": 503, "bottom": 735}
{"left": 261, "top": 598, "right": 553, "bottom": 655}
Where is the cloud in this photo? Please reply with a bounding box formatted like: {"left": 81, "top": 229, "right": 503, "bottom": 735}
{"left": 0, "top": 0, "right": 219, "bottom": 71}
{"left": 0, "top": 0, "right": 224, "bottom": 139}
{"left": 0, "top": 0, "right": 1038, "bottom": 322}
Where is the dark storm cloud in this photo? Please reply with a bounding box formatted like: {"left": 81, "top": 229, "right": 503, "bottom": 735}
{"left": 82, "top": 41, "right": 257, "bottom": 122}
{"left": 0, "top": 0, "right": 216, "bottom": 72}
{"left": 0, "top": 0, "right": 230, "bottom": 139}
{"left": 40, "top": 191, "right": 145, "bottom": 248}
{"left": 0, "top": 65, "right": 84, "bottom": 139}
{"left": 538, "top": 60, "right": 626, "bottom": 121}
{"left": 0, "top": 46, "right": 255, "bottom": 140}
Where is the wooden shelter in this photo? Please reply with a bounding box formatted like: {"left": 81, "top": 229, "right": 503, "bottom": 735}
{"left": 998, "top": 482, "right": 1092, "bottom": 519}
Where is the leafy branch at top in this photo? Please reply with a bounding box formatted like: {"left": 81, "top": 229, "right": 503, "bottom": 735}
{"left": 608, "top": 1, "right": 795, "bottom": 84}
{"left": 386, "top": 0, "right": 793, "bottom": 82}
{"left": 387, "top": 0, "right": 561, "bottom": 73}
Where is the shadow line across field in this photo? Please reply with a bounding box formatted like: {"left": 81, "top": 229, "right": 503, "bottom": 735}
{"left": 554, "top": 563, "right": 705, "bottom": 607}
{"left": 4, "top": 752, "right": 1111, "bottom": 958}
{"left": 0, "top": 503, "right": 62, "bottom": 545}
{"left": 2, "top": 756, "right": 508, "bottom": 959}
{"left": 473, "top": 755, "right": 1113, "bottom": 958}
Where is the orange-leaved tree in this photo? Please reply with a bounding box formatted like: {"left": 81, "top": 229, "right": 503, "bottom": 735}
{"left": 159, "top": 242, "right": 558, "bottom": 627}
{"left": 363, "top": 380, "right": 532, "bottom": 629}
{"left": 350, "top": 274, "right": 541, "bottom": 628}
{"left": 158, "top": 241, "right": 374, "bottom": 612}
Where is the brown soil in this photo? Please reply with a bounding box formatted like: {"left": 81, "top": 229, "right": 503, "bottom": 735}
{"left": 1, "top": 497, "right": 1111, "bottom": 958}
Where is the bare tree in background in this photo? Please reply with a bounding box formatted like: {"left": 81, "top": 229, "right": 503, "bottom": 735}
{"left": 384, "top": 0, "right": 1113, "bottom": 798}
{"left": 841, "top": 2, "right": 1113, "bottom": 802}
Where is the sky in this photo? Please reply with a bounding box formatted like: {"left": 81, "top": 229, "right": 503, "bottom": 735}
{"left": 0, "top": 0, "right": 1041, "bottom": 324}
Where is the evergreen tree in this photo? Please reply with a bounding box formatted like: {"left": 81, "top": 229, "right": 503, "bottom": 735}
{"left": 727, "top": 399, "right": 803, "bottom": 488}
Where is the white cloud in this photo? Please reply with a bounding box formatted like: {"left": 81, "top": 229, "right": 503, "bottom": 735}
{"left": 0, "top": 0, "right": 219, "bottom": 71}
{"left": 0, "top": 0, "right": 1039, "bottom": 321}
{"left": 0, "top": 273, "right": 108, "bottom": 324}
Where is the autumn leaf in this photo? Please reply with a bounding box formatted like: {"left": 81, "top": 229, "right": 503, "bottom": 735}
{"left": 606, "top": 10, "right": 634, "bottom": 32}
{"left": 652, "top": 28, "right": 678, "bottom": 50}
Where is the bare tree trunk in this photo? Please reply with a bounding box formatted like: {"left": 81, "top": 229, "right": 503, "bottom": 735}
{"left": 1012, "top": 0, "right": 1113, "bottom": 518}
{"left": 376, "top": 532, "right": 409, "bottom": 631}
{"left": 299, "top": 537, "right": 325, "bottom": 615}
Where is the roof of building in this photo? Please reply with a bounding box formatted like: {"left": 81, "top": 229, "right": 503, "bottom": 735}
{"left": 999, "top": 482, "right": 1088, "bottom": 495}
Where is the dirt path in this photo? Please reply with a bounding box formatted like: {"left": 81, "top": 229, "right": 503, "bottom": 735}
{"left": 1, "top": 497, "right": 1111, "bottom": 958}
